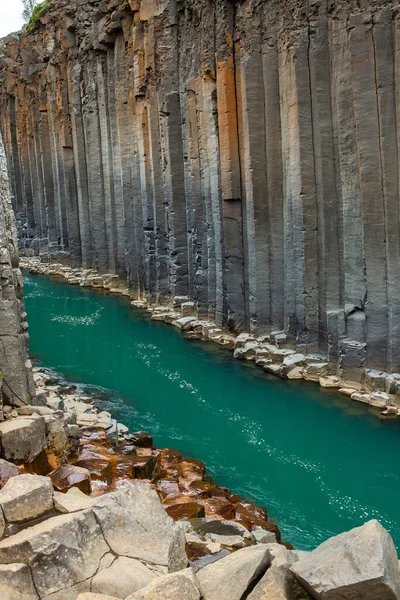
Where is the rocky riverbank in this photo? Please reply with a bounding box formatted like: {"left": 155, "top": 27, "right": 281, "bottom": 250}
{"left": 1, "top": 364, "right": 400, "bottom": 599}
{"left": 21, "top": 257, "right": 400, "bottom": 422}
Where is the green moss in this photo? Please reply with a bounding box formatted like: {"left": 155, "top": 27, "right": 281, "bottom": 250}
{"left": 25, "top": 0, "right": 50, "bottom": 34}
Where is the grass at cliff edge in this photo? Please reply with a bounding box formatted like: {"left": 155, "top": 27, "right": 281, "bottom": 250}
{"left": 25, "top": 0, "right": 50, "bottom": 34}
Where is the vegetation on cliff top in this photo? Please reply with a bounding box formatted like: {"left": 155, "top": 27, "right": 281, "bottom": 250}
{"left": 25, "top": 0, "right": 49, "bottom": 34}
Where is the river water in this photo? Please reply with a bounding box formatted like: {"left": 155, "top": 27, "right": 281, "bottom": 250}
{"left": 23, "top": 272, "right": 400, "bottom": 550}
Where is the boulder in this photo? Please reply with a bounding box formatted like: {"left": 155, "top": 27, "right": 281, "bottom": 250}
{"left": 0, "top": 474, "right": 53, "bottom": 523}
{"left": 126, "top": 568, "right": 200, "bottom": 600}
{"left": 91, "top": 557, "right": 157, "bottom": 598}
{"left": 291, "top": 520, "right": 400, "bottom": 599}
{"left": 0, "top": 563, "right": 39, "bottom": 599}
{"left": 369, "top": 392, "right": 389, "bottom": 409}
{"left": 91, "top": 483, "right": 187, "bottom": 571}
{"left": 0, "top": 459, "right": 19, "bottom": 488}
{"left": 53, "top": 487, "right": 92, "bottom": 513}
{"left": 281, "top": 354, "right": 306, "bottom": 378}
{"left": 319, "top": 376, "right": 340, "bottom": 389}
{"left": 197, "top": 544, "right": 271, "bottom": 600}
{"left": 253, "top": 528, "right": 277, "bottom": 544}
{"left": 0, "top": 417, "right": 47, "bottom": 464}
{"left": 0, "top": 510, "right": 109, "bottom": 597}
{"left": 50, "top": 464, "right": 92, "bottom": 494}
{"left": 174, "top": 316, "right": 197, "bottom": 331}
{"left": 248, "top": 544, "right": 311, "bottom": 600}
{"left": 234, "top": 341, "right": 259, "bottom": 361}
{"left": 303, "top": 363, "right": 329, "bottom": 382}
{"left": 129, "top": 431, "right": 153, "bottom": 447}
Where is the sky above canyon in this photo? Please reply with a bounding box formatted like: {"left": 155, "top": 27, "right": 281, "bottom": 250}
{"left": 0, "top": 0, "right": 24, "bottom": 38}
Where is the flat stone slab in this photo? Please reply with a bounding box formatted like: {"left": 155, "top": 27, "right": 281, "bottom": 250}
{"left": 53, "top": 487, "right": 92, "bottom": 513}
{"left": 291, "top": 520, "right": 400, "bottom": 599}
{"left": 91, "top": 556, "right": 157, "bottom": 598}
{"left": 0, "top": 417, "right": 47, "bottom": 464}
{"left": 0, "top": 474, "right": 53, "bottom": 523}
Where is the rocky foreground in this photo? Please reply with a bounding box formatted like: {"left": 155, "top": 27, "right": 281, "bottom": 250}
{"left": 0, "top": 367, "right": 398, "bottom": 599}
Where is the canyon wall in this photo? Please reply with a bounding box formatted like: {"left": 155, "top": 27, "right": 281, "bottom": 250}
{"left": 0, "top": 0, "right": 399, "bottom": 379}
{"left": 0, "top": 134, "right": 34, "bottom": 412}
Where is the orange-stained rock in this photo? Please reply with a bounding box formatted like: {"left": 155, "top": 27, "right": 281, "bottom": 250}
{"left": 166, "top": 501, "right": 205, "bottom": 520}
{"left": 50, "top": 464, "right": 92, "bottom": 494}
{"left": 130, "top": 455, "right": 157, "bottom": 480}
{"left": 203, "top": 496, "right": 236, "bottom": 520}
{"left": 74, "top": 457, "right": 113, "bottom": 482}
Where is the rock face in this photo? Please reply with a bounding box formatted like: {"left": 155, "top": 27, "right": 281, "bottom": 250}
{"left": 1, "top": 0, "right": 400, "bottom": 377}
{"left": 0, "top": 133, "right": 34, "bottom": 414}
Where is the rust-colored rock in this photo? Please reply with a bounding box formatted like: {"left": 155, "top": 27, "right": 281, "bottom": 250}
{"left": 165, "top": 501, "right": 205, "bottom": 520}
{"left": 50, "top": 464, "right": 92, "bottom": 494}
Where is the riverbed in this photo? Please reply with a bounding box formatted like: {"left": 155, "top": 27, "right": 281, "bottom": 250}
{"left": 23, "top": 271, "right": 400, "bottom": 550}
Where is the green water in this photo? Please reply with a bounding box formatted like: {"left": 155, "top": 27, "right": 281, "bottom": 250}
{"left": 23, "top": 272, "right": 400, "bottom": 550}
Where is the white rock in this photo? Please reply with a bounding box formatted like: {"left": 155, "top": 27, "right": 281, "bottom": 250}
{"left": 173, "top": 316, "right": 197, "bottom": 331}
{"left": 369, "top": 392, "right": 389, "bottom": 409}
{"left": 77, "top": 595, "right": 120, "bottom": 600}
{"left": 53, "top": 487, "right": 92, "bottom": 513}
{"left": 248, "top": 544, "right": 309, "bottom": 600}
{"left": 253, "top": 528, "right": 277, "bottom": 544}
{"left": 126, "top": 568, "right": 200, "bottom": 600}
{"left": 338, "top": 388, "right": 357, "bottom": 397}
{"left": 91, "top": 557, "right": 157, "bottom": 598}
{"left": 197, "top": 544, "right": 270, "bottom": 600}
{"left": 0, "top": 417, "right": 47, "bottom": 464}
{"left": 234, "top": 341, "right": 259, "bottom": 361}
{"left": 291, "top": 520, "right": 400, "bottom": 600}
{"left": 0, "top": 510, "right": 109, "bottom": 598}
{"left": 351, "top": 391, "right": 371, "bottom": 404}
{"left": 281, "top": 354, "right": 306, "bottom": 377}
{"left": 319, "top": 376, "right": 340, "bottom": 389}
{"left": 303, "top": 362, "right": 329, "bottom": 382}
{"left": 0, "top": 474, "right": 53, "bottom": 523}
{"left": 91, "top": 482, "right": 187, "bottom": 571}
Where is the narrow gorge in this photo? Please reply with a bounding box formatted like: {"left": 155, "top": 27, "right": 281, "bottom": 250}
{"left": 2, "top": 0, "right": 400, "bottom": 383}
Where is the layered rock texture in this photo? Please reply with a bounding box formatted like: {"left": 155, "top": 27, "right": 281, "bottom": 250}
{"left": 0, "top": 134, "right": 34, "bottom": 413}
{"left": 1, "top": 0, "right": 400, "bottom": 377}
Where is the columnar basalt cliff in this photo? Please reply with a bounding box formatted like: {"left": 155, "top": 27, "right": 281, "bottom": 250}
{"left": 1, "top": 0, "right": 399, "bottom": 382}
{"left": 0, "top": 135, "right": 34, "bottom": 412}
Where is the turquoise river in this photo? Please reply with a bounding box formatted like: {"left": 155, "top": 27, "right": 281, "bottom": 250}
{"left": 23, "top": 272, "right": 400, "bottom": 550}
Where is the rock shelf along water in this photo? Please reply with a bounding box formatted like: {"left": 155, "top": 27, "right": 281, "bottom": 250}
{"left": 21, "top": 267, "right": 400, "bottom": 552}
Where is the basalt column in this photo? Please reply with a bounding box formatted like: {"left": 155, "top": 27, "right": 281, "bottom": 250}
{"left": 0, "top": 133, "right": 35, "bottom": 411}
{"left": 2, "top": 0, "right": 400, "bottom": 378}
